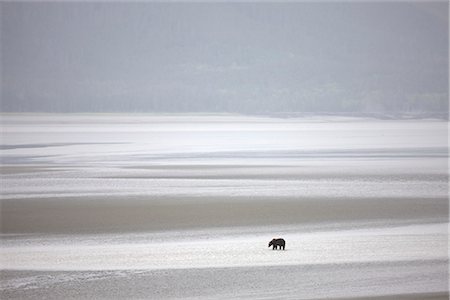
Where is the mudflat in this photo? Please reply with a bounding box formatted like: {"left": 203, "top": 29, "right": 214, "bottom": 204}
{"left": 1, "top": 114, "right": 448, "bottom": 299}
{"left": 1, "top": 195, "right": 447, "bottom": 235}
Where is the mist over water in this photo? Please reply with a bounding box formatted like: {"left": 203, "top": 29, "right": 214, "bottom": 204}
{"left": 1, "top": 2, "right": 448, "bottom": 115}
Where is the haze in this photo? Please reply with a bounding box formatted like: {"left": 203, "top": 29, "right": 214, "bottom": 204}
{"left": 1, "top": 2, "right": 448, "bottom": 114}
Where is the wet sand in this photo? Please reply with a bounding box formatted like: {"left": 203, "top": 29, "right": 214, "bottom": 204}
{"left": 1, "top": 195, "right": 447, "bottom": 235}
{"left": 2, "top": 260, "right": 447, "bottom": 299}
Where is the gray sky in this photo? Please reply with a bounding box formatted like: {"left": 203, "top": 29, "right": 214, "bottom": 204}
{"left": 1, "top": 2, "right": 448, "bottom": 114}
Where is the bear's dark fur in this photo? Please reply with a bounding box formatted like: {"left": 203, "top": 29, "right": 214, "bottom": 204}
{"left": 268, "top": 238, "right": 285, "bottom": 250}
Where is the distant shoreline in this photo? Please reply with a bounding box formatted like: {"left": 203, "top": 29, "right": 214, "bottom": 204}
{"left": 0, "top": 112, "right": 448, "bottom": 121}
